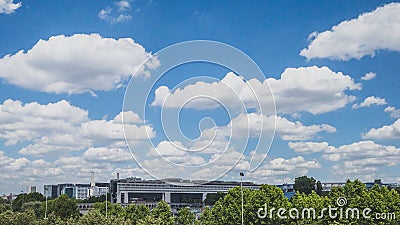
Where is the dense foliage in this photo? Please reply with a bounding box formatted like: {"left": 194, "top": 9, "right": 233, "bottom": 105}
{"left": 0, "top": 179, "right": 399, "bottom": 224}
{"left": 293, "top": 176, "right": 317, "bottom": 195}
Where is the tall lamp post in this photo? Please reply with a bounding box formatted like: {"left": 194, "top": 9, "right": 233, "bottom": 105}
{"left": 44, "top": 196, "right": 48, "bottom": 219}
{"left": 240, "top": 172, "right": 244, "bottom": 225}
{"left": 105, "top": 192, "right": 108, "bottom": 218}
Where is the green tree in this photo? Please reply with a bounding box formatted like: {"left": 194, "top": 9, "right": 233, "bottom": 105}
{"left": 198, "top": 206, "right": 214, "bottom": 225}
{"left": 207, "top": 187, "right": 248, "bottom": 225}
{"left": 41, "top": 194, "right": 79, "bottom": 220}
{"left": 34, "top": 213, "right": 77, "bottom": 225}
{"left": 12, "top": 192, "right": 46, "bottom": 211}
{"left": 151, "top": 201, "right": 174, "bottom": 225}
{"left": 176, "top": 207, "right": 196, "bottom": 225}
{"left": 0, "top": 198, "right": 7, "bottom": 205}
{"left": 204, "top": 192, "right": 226, "bottom": 206}
{"left": 0, "top": 209, "right": 37, "bottom": 225}
{"left": 329, "top": 179, "right": 400, "bottom": 225}
{"left": 21, "top": 201, "right": 42, "bottom": 218}
{"left": 0, "top": 204, "right": 10, "bottom": 214}
{"left": 291, "top": 191, "right": 330, "bottom": 224}
{"left": 79, "top": 209, "right": 129, "bottom": 225}
{"left": 125, "top": 204, "right": 150, "bottom": 224}
{"left": 294, "top": 176, "right": 316, "bottom": 195}
{"left": 247, "top": 184, "right": 291, "bottom": 224}
{"left": 137, "top": 215, "right": 163, "bottom": 225}
{"left": 201, "top": 185, "right": 292, "bottom": 224}
{"left": 92, "top": 201, "right": 125, "bottom": 218}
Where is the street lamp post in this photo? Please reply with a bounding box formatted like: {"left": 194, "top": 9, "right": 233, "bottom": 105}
{"left": 106, "top": 193, "right": 108, "bottom": 218}
{"left": 240, "top": 172, "right": 244, "bottom": 225}
{"left": 44, "top": 196, "right": 48, "bottom": 219}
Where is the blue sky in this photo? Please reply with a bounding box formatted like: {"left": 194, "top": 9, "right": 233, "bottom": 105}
{"left": 0, "top": 0, "right": 399, "bottom": 194}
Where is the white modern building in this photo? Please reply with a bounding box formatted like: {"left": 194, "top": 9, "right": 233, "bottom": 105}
{"left": 110, "top": 177, "right": 259, "bottom": 205}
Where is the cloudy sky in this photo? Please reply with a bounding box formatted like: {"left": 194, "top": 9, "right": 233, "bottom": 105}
{"left": 0, "top": 0, "right": 399, "bottom": 194}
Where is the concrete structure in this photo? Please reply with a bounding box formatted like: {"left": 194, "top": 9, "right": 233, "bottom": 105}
{"left": 87, "top": 171, "right": 109, "bottom": 198}
{"left": 88, "top": 186, "right": 109, "bottom": 198}
{"left": 110, "top": 177, "right": 259, "bottom": 206}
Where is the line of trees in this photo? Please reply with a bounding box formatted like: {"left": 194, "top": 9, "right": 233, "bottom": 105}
{"left": 1, "top": 179, "right": 400, "bottom": 224}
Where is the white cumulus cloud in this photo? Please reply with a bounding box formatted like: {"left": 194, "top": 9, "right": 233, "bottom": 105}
{"left": 289, "top": 140, "right": 400, "bottom": 179}
{"left": 352, "top": 96, "right": 387, "bottom": 109}
{"left": 362, "top": 118, "right": 400, "bottom": 140}
{"left": 323, "top": 141, "right": 400, "bottom": 176}
{"left": 288, "top": 141, "right": 333, "bottom": 154}
{"left": 269, "top": 66, "right": 361, "bottom": 114}
{"left": 0, "top": 0, "right": 21, "bottom": 14}
{"left": 0, "top": 34, "right": 158, "bottom": 95}
{"left": 223, "top": 113, "right": 336, "bottom": 141}
{"left": 98, "top": 1, "right": 133, "bottom": 24}
{"left": 361, "top": 72, "right": 376, "bottom": 81}
{"left": 385, "top": 106, "right": 400, "bottom": 118}
{"left": 152, "top": 66, "right": 361, "bottom": 115}
{"left": 0, "top": 99, "right": 155, "bottom": 156}
{"left": 249, "top": 156, "right": 320, "bottom": 184}
{"left": 301, "top": 3, "right": 400, "bottom": 60}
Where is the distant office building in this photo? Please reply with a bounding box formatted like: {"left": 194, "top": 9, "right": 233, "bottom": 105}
{"left": 27, "top": 186, "right": 37, "bottom": 193}
{"left": 44, "top": 172, "right": 110, "bottom": 200}
{"left": 44, "top": 182, "right": 110, "bottom": 200}
{"left": 88, "top": 186, "right": 109, "bottom": 198}
{"left": 62, "top": 184, "right": 90, "bottom": 200}
{"left": 44, "top": 185, "right": 58, "bottom": 199}
{"left": 110, "top": 177, "right": 259, "bottom": 207}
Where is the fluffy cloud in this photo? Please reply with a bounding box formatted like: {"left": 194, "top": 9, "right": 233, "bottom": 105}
{"left": 116, "top": 0, "right": 131, "bottom": 11}
{"left": 362, "top": 119, "right": 400, "bottom": 140}
{"left": 289, "top": 140, "right": 400, "bottom": 178}
{"left": 269, "top": 66, "right": 361, "bottom": 114}
{"left": 224, "top": 113, "right": 336, "bottom": 141}
{"left": 352, "top": 96, "right": 387, "bottom": 109}
{"left": 0, "top": 34, "right": 159, "bottom": 95}
{"left": 323, "top": 141, "right": 400, "bottom": 177}
{"left": 0, "top": 151, "right": 29, "bottom": 171}
{"left": 152, "top": 72, "right": 267, "bottom": 110}
{"left": 361, "top": 72, "right": 376, "bottom": 81}
{"left": 0, "top": 99, "right": 155, "bottom": 156}
{"left": 152, "top": 67, "right": 360, "bottom": 115}
{"left": 83, "top": 147, "right": 133, "bottom": 163}
{"left": 385, "top": 106, "right": 400, "bottom": 118}
{"left": 147, "top": 141, "right": 206, "bottom": 166}
{"left": 300, "top": 3, "right": 400, "bottom": 60}
{"left": 0, "top": 0, "right": 21, "bottom": 14}
{"left": 98, "top": 1, "right": 132, "bottom": 24}
{"left": 0, "top": 99, "right": 88, "bottom": 146}
{"left": 249, "top": 156, "right": 320, "bottom": 184}
{"left": 288, "top": 141, "right": 333, "bottom": 154}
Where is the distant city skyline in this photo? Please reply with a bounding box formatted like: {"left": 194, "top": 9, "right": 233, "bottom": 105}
{"left": 0, "top": 1, "right": 400, "bottom": 194}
